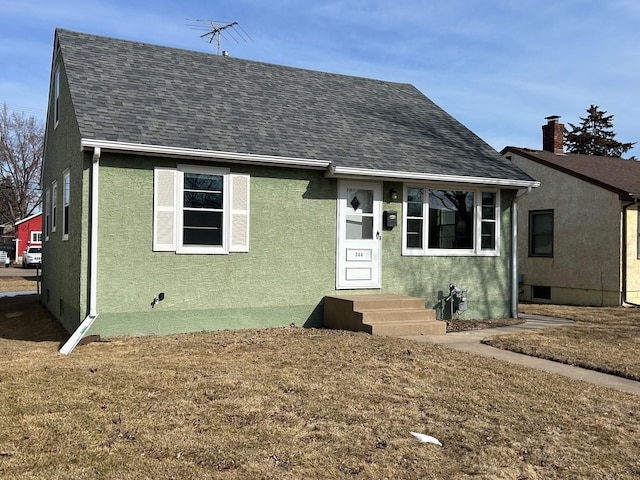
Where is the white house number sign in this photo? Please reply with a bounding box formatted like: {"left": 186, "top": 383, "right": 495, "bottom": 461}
{"left": 346, "top": 249, "right": 372, "bottom": 261}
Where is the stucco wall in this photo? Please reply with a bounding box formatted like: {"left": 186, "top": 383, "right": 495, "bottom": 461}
{"left": 84, "top": 155, "right": 516, "bottom": 336}
{"left": 41, "top": 52, "right": 518, "bottom": 336}
{"left": 382, "top": 187, "right": 515, "bottom": 320}
{"left": 41, "top": 57, "right": 87, "bottom": 332}
{"left": 511, "top": 154, "right": 624, "bottom": 306}
{"left": 91, "top": 158, "right": 337, "bottom": 336}
{"left": 624, "top": 206, "right": 640, "bottom": 303}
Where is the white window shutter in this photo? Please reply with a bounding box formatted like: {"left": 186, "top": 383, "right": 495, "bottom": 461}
{"left": 153, "top": 167, "right": 177, "bottom": 251}
{"left": 229, "top": 173, "right": 250, "bottom": 252}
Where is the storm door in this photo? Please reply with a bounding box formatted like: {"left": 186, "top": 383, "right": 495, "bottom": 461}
{"left": 336, "top": 180, "right": 382, "bottom": 289}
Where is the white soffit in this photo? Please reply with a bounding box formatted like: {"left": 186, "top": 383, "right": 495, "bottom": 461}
{"left": 327, "top": 165, "right": 540, "bottom": 189}
{"left": 80, "top": 139, "right": 540, "bottom": 188}
{"left": 80, "top": 139, "right": 331, "bottom": 169}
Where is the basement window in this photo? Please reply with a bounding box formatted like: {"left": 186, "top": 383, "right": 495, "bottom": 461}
{"left": 531, "top": 285, "right": 551, "bottom": 301}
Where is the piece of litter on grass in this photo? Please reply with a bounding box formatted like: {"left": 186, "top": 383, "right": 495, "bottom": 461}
{"left": 410, "top": 431, "right": 442, "bottom": 446}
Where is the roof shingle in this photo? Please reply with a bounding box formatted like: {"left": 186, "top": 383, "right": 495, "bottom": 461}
{"left": 502, "top": 147, "right": 640, "bottom": 198}
{"left": 56, "top": 29, "right": 534, "bottom": 183}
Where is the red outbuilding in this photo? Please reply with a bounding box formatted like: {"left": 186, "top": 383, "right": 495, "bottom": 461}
{"left": 14, "top": 213, "right": 42, "bottom": 263}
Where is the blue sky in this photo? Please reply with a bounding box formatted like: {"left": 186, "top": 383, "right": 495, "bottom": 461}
{"left": 2, "top": 0, "right": 639, "bottom": 156}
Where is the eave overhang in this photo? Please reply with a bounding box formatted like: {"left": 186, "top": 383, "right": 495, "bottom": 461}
{"left": 81, "top": 139, "right": 540, "bottom": 189}
{"left": 327, "top": 165, "right": 540, "bottom": 189}
{"left": 80, "top": 139, "right": 332, "bottom": 170}
{"left": 503, "top": 147, "right": 639, "bottom": 200}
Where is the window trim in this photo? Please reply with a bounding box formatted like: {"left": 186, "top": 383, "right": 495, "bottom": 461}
{"left": 62, "top": 169, "right": 70, "bottom": 241}
{"left": 51, "top": 181, "right": 57, "bottom": 233}
{"left": 44, "top": 188, "right": 51, "bottom": 241}
{"left": 54, "top": 67, "right": 60, "bottom": 128}
{"left": 637, "top": 206, "right": 640, "bottom": 260}
{"left": 153, "top": 165, "right": 250, "bottom": 255}
{"left": 528, "top": 209, "right": 554, "bottom": 257}
{"left": 402, "top": 184, "right": 501, "bottom": 257}
{"left": 31, "top": 231, "right": 43, "bottom": 243}
{"left": 176, "top": 165, "right": 230, "bottom": 255}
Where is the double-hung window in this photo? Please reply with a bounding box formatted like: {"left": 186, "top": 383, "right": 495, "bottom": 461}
{"left": 54, "top": 67, "right": 60, "bottom": 127}
{"left": 62, "top": 170, "right": 70, "bottom": 240}
{"left": 153, "top": 165, "right": 249, "bottom": 254}
{"left": 45, "top": 188, "right": 50, "bottom": 241}
{"left": 529, "top": 210, "right": 553, "bottom": 257}
{"left": 51, "top": 181, "right": 57, "bottom": 232}
{"left": 403, "top": 186, "right": 500, "bottom": 256}
{"left": 180, "top": 168, "right": 226, "bottom": 253}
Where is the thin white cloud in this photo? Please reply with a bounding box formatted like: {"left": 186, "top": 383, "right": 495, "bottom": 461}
{"left": 2, "top": 0, "right": 639, "bottom": 155}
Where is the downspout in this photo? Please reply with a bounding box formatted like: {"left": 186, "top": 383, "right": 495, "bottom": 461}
{"left": 622, "top": 198, "right": 640, "bottom": 307}
{"left": 511, "top": 187, "right": 532, "bottom": 318}
{"left": 60, "top": 147, "right": 100, "bottom": 354}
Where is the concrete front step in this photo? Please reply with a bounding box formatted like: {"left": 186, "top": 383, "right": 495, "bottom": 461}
{"left": 363, "top": 319, "right": 446, "bottom": 336}
{"left": 324, "top": 294, "right": 445, "bottom": 336}
{"left": 334, "top": 294, "right": 427, "bottom": 311}
{"left": 356, "top": 308, "right": 436, "bottom": 323}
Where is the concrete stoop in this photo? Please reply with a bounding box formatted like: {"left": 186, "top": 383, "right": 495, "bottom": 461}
{"left": 323, "top": 294, "right": 446, "bottom": 336}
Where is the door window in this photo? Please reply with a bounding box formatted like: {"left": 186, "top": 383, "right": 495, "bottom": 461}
{"left": 346, "top": 188, "right": 374, "bottom": 240}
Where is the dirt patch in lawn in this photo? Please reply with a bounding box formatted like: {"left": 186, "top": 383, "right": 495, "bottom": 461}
{"left": 446, "top": 317, "right": 524, "bottom": 332}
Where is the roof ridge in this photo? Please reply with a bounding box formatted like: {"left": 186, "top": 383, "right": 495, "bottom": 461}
{"left": 51, "top": 29, "right": 536, "bottom": 184}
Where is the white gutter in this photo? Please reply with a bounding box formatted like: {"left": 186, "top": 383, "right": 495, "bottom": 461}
{"left": 511, "top": 187, "right": 532, "bottom": 318}
{"left": 327, "top": 164, "right": 540, "bottom": 189}
{"left": 80, "top": 139, "right": 542, "bottom": 189}
{"left": 60, "top": 147, "right": 100, "bottom": 355}
{"left": 80, "top": 139, "right": 331, "bottom": 170}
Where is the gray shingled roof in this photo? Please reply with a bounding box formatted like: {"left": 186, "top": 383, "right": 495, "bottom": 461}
{"left": 502, "top": 147, "right": 640, "bottom": 198}
{"left": 56, "top": 29, "right": 534, "bottom": 183}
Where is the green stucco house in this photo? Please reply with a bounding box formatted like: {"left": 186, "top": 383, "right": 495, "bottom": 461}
{"left": 42, "top": 29, "right": 538, "bottom": 351}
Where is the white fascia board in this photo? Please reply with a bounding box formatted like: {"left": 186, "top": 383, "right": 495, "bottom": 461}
{"left": 327, "top": 165, "right": 540, "bottom": 189}
{"left": 80, "top": 139, "right": 331, "bottom": 170}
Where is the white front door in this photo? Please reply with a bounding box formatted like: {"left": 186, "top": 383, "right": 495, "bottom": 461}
{"left": 336, "top": 180, "right": 382, "bottom": 289}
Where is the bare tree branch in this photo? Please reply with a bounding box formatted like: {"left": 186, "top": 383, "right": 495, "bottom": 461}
{"left": 0, "top": 103, "right": 44, "bottom": 225}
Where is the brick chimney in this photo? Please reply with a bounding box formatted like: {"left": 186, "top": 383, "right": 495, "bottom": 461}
{"left": 542, "top": 115, "right": 564, "bottom": 153}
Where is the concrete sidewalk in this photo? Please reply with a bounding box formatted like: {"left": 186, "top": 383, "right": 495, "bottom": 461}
{"left": 403, "top": 314, "right": 640, "bottom": 395}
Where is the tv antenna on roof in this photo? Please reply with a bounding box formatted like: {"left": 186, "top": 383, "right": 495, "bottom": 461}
{"left": 186, "top": 19, "right": 253, "bottom": 56}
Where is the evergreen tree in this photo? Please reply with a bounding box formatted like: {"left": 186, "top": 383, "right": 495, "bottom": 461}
{"left": 564, "top": 105, "right": 635, "bottom": 158}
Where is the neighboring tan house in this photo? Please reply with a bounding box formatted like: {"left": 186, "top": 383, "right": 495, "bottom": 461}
{"left": 42, "top": 29, "right": 538, "bottom": 346}
{"left": 502, "top": 116, "right": 640, "bottom": 306}
{"left": 15, "top": 213, "right": 42, "bottom": 263}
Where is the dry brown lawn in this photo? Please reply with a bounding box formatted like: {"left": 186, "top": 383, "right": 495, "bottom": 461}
{"left": 0, "top": 276, "right": 39, "bottom": 294}
{"left": 0, "top": 279, "right": 639, "bottom": 479}
{"left": 484, "top": 304, "right": 640, "bottom": 381}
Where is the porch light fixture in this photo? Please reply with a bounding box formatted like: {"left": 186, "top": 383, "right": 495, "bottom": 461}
{"left": 389, "top": 188, "right": 398, "bottom": 200}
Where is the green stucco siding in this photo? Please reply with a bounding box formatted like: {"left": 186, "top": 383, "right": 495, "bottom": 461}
{"left": 44, "top": 71, "right": 517, "bottom": 340}
{"left": 87, "top": 160, "right": 515, "bottom": 336}
{"left": 381, "top": 188, "right": 514, "bottom": 319}
{"left": 40, "top": 58, "right": 88, "bottom": 333}
{"left": 90, "top": 157, "right": 338, "bottom": 336}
